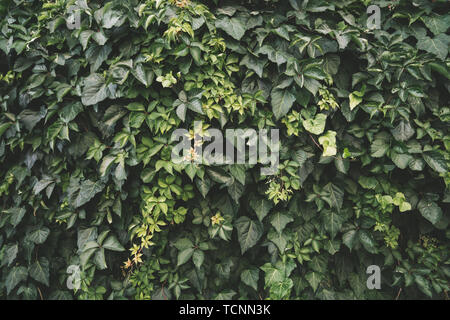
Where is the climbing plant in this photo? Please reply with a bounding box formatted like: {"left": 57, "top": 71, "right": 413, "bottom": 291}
{"left": 0, "top": 0, "right": 449, "bottom": 300}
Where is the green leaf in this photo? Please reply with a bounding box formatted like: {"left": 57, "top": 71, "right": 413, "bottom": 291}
{"left": 267, "top": 229, "right": 288, "bottom": 253}
{"left": 86, "top": 45, "right": 112, "bottom": 73}
{"left": 176, "top": 103, "right": 187, "bottom": 122}
{"left": 322, "top": 183, "right": 344, "bottom": 211}
{"left": 102, "top": 235, "right": 125, "bottom": 252}
{"left": 325, "top": 239, "right": 341, "bottom": 255}
{"left": 358, "top": 230, "right": 378, "bottom": 254}
{"left": 187, "top": 99, "right": 204, "bottom": 115}
{"left": 94, "top": 248, "right": 107, "bottom": 270}
{"left": 215, "top": 16, "right": 246, "bottom": 41}
{"left": 422, "top": 151, "right": 447, "bottom": 173}
{"left": 207, "top": 168, "right": 233, "bottom": 186}
{"left": 69, "top": 179, "right": 105, "bottom": 208}
{"left": 323, "top": 54, "right": 340, "bottom": 75}
{"left": 240, "top": 54, "right": 266, "bottom": 77}
{"left": 358, "top": 176, "right": 378, "bottom": 190}
{"left": 17, "top": 285, "right": 38, "bottom": 300}
{"left": 249, "top": 196, "right": 273, "bottom": 221}
{"left": 28, "top": 227, "right": 50, "bottom": 244}
{"left": 305, "top": 271, "right": 322, "bottom": 292}
{"left": 0, "top": 123, "right": 12, "bottom": 138}
{"left": 33, "top": 177, "right": 54, "bottom": 195}
{"left": 132, "top": 64, "right": 154, "bottom": 87}
{"left": 399, "top": 201, "right": 412, "bottom": 212}
{"left": 271, "top": 88, "right": 296, "bottom": 120}
{"left": 391, "top": 150, "right": 413, "bottom": 169}
{"left": 348, "top": 272, "right": 366, "bottom": 297}
{"left": 273, "top": 25, "right": 291, "bottom": 41}
{"left": 81, "top": 74, "right": 113, "bottom": 106}
{"left": 429, "top": 61, "right": 450, "bottom": 80}
{"left": 6, "top": 266, "right": 28, "bottom": 294}
{"left": 270, "top": 278, "right": 293, "bottom": 298}
{"left": 257, "top": 45, "right": 288, "bottom": 65}
{"left": 260, "top": 263, "right": 284, "bottom": 287}
{"left": 322, "top": 210, "right": 344, "bottom": 239}
{"left": 371, "top": 133, "right": 390, "bottom": 158}
{"left": 229, "top": 165, "right": 246, "bottom": 185}
{"left": 177, "top": 247, "right": 194, "bottom": 266}
{"left": 303, "top": 77, "right": 321, "bottom": 95}
{"left": 417, "top": 35, "right": 448, "bottom": 61}
{"left": 192, "top": 249, "right": 204, "bottom": 269}
{"left": 240, "top": 268, "right": 259, "bottom": 291}
{"left": 195, "top": 177, "right": 211, "bottom": 198}
{"left": 19, "top": 109, "right": 46, "bottom": 131}
{"left": 417, "top": 198, "right": 442, "bottom": 225}
{"left": 29, "top": 258, "right": 50, "bottom": 286}
{"left": 270, "top": 212, "right": 293, "bottom": 234}
{"left": 391, "top": 120, "right": 415, "bottom": 142}
{"left": 173, "top": 238, "right": 194, "bottom": 251}
{"left": 422, "top": 14, "right": 448, "bottom": 35}
{"left": 235, "top": 216, "right": 263, "bottom": 254}
{"left": 302, "top": 113, "right": 327, "bottom": 135}
{"left": 415, "top": 275, "right": 433, "bottom": 298}
{"left": 48, "top": 290, "right": 73, "bottom": 300}
{"left": 4, "top": 243, "right": 18, "bottom": 266}
{"left": 77, "top": 227, "right": 98, "bottom": 251}
{"left": 349, "top": 93, "right": 362, "bottom": 110}
{"left": 185, "top": 163, "right": 197, "bottom": 181}
{"left": 309, "top": 255, "right": 328, "bottom": 273}
{"left": 214, "top": 289, "right": 236, "bottom": 300}
{"left": 5, "top": 207, "right": 26, "bottom": 227}
{"left": 227, "top": 181, "right": 244, "bottom": 204}
{"left": 59, "top": 102, "right": 83, "bottom": 123}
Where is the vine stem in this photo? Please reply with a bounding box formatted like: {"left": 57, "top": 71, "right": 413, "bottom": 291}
{"left": 308, "top": 133, "right": 323, "bottom": 151}
{"left": 37, "top": 287, "right": 44, "bottom": 300}
{"left": 162, "top": 280, "right": 168, "bottom": 300}
{"left": 395, "top": 287, "right": 402, "bottom": 300}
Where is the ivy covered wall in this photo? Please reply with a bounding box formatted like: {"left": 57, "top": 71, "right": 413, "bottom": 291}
{"left": 0, "top": 0, "right": 449, "bottom": 300}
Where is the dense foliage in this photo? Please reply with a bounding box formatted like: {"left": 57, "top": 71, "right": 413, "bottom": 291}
{"left": 0, "top": 0, "right": 449, "bottom": 300}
